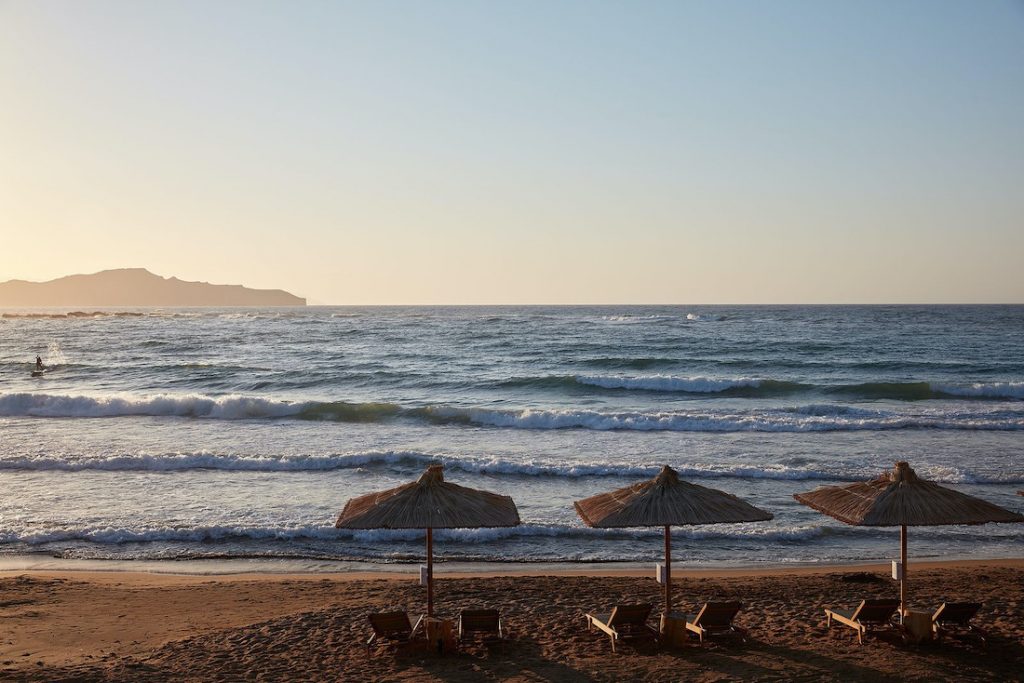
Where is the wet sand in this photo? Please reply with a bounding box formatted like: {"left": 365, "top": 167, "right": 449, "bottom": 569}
{"left": 1, "top": 560, "right": 1021, "bottom": 681}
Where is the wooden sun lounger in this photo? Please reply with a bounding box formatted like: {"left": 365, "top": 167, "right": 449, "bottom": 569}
{"left": 585, "top": 604, "right": 658, "bottom": 653}
{"left": 683, "top": 601, "right": 747, "bottom": 643}
{"left": 932, "top": 602, "right": 985, "bottom": 644}
{"left": 824, "top": 599, "right": 900, "bottom": 644}
{"left": 366, "top": 611, "right": 424, "bottom": 657}
{"left": 459, "top": 609, "right": 507, "bottom": 650}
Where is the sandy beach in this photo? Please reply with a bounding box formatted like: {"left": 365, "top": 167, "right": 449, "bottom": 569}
{"left": 1, "top": 559, "right": 1021, "bottom": 682}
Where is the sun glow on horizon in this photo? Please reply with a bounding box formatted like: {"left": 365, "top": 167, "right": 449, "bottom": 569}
{"left": 2, "top": 1, "right": 1023, "bottom": 304}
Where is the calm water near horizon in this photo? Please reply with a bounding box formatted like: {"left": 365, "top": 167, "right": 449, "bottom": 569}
{"left": 1, "top": 305, "right": 1022, "bottom": 569}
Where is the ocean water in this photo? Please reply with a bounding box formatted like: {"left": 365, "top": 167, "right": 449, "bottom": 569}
{"left": 1, "top": 305, "right": 1022, "bottom": 569}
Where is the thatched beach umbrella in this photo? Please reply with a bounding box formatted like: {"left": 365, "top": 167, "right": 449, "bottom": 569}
{"left": 574, "top": 465, "right": 773, "bottom": 615}
{"left": 335, "top": 464, "right": 520, "bottom": 616}
{"left": 795, "top": 461, "right": 1023, "bottom": 615}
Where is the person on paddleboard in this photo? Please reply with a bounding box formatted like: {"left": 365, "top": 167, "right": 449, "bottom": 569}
{"left": 35, "top": 355, "right": 44, "bottom": 370}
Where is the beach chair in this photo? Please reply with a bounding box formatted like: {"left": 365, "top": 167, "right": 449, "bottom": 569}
{"left": 683, "top": 601, "right": 747, "bottom": 643}
{"left": 459, "top": 609, "right": 507, "bottom": 650}
{"left": 366, "top": 610, "right": 424, "bottom": 657}
{"left": 585, "top": 603, "right": 658, "bottom": 653}
{"left": 932, "top": 602, "right": 985, "bottom": 644}
{"left": 824, "top": 599, "right": 900, "bottom": 644}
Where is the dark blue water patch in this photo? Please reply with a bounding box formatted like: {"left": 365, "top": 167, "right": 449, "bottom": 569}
{"left": 489, "top": 376, "right": 1024, "bottom": 401}
{"left": 496, "top": 375, "right": 811, "bottom": 398}
{"left": 574, "top": 356, "right": 682, "bottom": 370}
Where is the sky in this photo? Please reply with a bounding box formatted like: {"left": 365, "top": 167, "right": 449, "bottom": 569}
{"left": 1, "top": 1, "right": 1023, "bottom": 304}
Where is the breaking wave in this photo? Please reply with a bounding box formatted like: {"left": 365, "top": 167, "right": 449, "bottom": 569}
{"left": 3, "top": 392, "right": 1024, "bottom": 432}
{"left": 6, "top": 523, "right": 1020, "bottom": 550}
{"left": 1, "top": 449, "right": 1020, "bottom": 484}
{"left": 415, "top": 405, "right": 1024, "bottom": 432}
{"left": 934, "top": 382, "right": 1024, "bottom": 400}
{"left": 0, "top": 523, "right": 836, "bottom": 547}
{"left": 0, "top": 450, "right": 843, "bottom": 480}
{"left": 0, "top": 392, "right": 304, "bottom": 419}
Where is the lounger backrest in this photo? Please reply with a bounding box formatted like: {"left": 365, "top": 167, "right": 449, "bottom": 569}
{"left": 369, "top": 611, "right": 412, "bottom": 637}
{"left": 851, "top": 599, "right": 900, "bottom": 624}
{"left": 608, "top": 604, "right": 653, "bottom": 627}
{"left": 693, "top": 601, "right": 742, "bottom": 627}
{"left": 460, "top": 609, "right": 500, "bottom": 633}
{"left": 933, "top": 602, "right": 981, "bottom": 625}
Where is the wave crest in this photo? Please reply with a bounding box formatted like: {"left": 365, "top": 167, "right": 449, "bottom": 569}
{"left": 4, "top": 392, "right": 1024, "bottom": 432}
{"left": 2, "top": 449, "right": 1019, "bottom": 484}
{"left": 0, "top": 522, "right": 834, "bottom": 547}
{"left": 0, "top": 392, "right": 305, "bottom": 419}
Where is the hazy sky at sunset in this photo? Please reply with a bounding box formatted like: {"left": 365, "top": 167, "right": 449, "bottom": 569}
{"left": 2, "top": 1, "right": 1022, "bottom": 304}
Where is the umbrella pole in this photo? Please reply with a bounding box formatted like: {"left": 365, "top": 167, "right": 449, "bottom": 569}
{"left": 664, "top": 525, "right": 672, "bottom": 615}
{"left": 426, "top": 527, "right": 434, "bottom": 617}
{"left": 900, "top": 524, "right": 907, "bottom": 619}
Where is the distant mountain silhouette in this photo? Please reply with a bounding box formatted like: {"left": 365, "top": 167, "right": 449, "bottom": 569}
{"left": 0, "top": 269, "right": 305, "bottom": 307}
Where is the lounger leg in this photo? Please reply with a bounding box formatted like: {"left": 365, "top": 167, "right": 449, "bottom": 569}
{"left": 610, "top": 634, "right": 616, "bottom": 653}
{"left": 857, "top": 627, "right": 863, "bottom": 645}
{"left": 825, "top": 611, "right": 832, "bottom": 628}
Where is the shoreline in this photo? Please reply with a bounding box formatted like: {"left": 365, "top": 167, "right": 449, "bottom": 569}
{"left": 3, "top": 556, "right": 1022, "bottom": 583}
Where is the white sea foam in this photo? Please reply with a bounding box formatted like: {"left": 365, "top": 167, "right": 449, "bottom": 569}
{"left": 0, "top": 392, "right": 306, "bottom": 419}
{"left": 7, "top": 523, "right": 1018, "bottom": 557}
{"left": 434, "top": 405, "right": 1024, "bottom": 432}
{"left": 789, "top": 404, "right": 882, "bottom": 417}
{"left": 415, "top": 457, "right": 853, "bottom": 482}
{"left": 0, "top": 524, "right": 339, "bottom": 546}
{"left": 0, "top": 450, "right": 856, "bottom": 480}
{"left": 0, "top": 523, "right": 835, "bottom": 546}
{"left": 934, "top": 382, "right": 1024, "bottom": 400}
{"left": 4, "top": 392, "right": 1024, "bottom": 432}
{"left": 4, "top": 449, "right": 1017, "bottom": 484}
{"left": 598, "top": 315, "right": 678, "bottom": 324}
{"left": 46, "top": 341, "right": 68, "bottom": 366}
{"left": 0, "top": 450, "right": 432, "bottom": 473}
{"left": 914, "top": 465, "right": 1024, "bottom": 485}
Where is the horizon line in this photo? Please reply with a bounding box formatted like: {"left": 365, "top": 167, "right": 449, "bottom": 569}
{"left": 3, "top": 302, "right": 1023, "bottom": 308}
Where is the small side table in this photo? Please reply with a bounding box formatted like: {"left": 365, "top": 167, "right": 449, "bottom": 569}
{"left": 901, "top": 609, "right": 933, "bottom": 644}
{"left": 660, "top": 612, "right": 690, "bottom": 648}
{"left": 423, "top": 617, "right": 458, "bottom": 655}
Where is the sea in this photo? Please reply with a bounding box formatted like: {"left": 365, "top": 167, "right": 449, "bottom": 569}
{"left": 1, "top": 305, "right": 1022, "bottom": 572}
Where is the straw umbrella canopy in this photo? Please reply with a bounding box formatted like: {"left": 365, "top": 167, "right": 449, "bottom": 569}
{"left": 574, "top": 465, "right": 773, "bottom": 615}
{"left": 794, "top": 461, "right": 1023, "bottom": 615}
{"left": 335, "top": 464, "right": 520, "bottom": 616}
